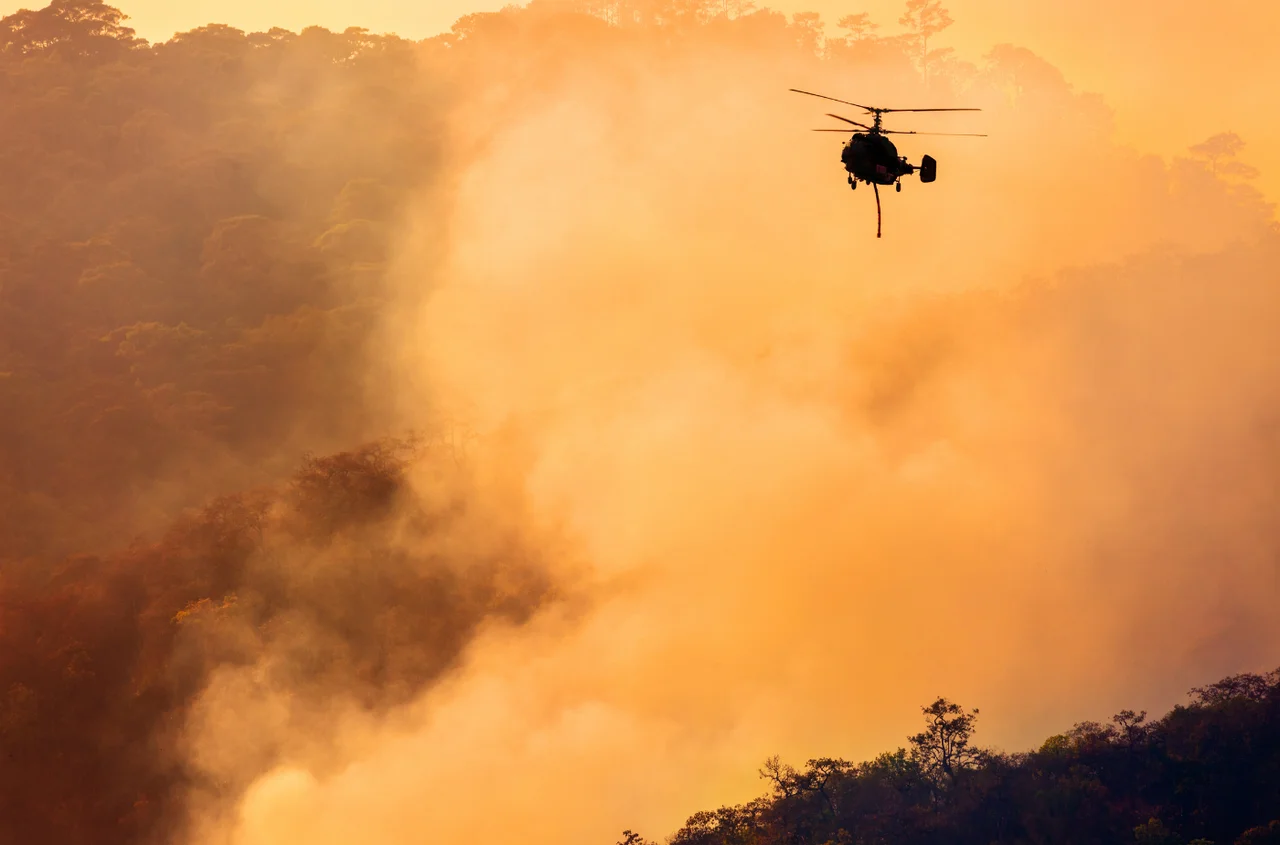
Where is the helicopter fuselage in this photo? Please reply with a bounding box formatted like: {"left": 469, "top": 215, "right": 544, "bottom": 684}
{"left": 791, "top": 86, "right": 977, "bottom": 235}
{"left": 840, "top": 132, "right": 914, "bottom": 185}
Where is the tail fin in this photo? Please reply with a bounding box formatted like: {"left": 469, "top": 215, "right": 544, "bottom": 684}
{"left": 919, "top": 155, "right": 937, "bottom": 183}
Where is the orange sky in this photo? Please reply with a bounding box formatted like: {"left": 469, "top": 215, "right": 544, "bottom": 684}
{"left": 4, "top": 0, "right": 1274, "bottom": 204}
{"left": 2, "top": 2, "right": 1275, "bottom": 841}
{"left": 182, "top": 30, "right": 1280, "bottom": 837}
{"left": 4, "top": 2, "right": 1258, "bottom": 841}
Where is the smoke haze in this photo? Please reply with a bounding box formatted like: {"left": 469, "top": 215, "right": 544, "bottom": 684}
{"left": 191, "top": 10, "right": 1280, "bottom": 845}
{"left": 1, "top": 3, "right": 1278, "bottom": 844}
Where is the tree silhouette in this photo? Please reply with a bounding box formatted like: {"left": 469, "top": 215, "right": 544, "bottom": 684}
{"left": 0, "top": 3, "right": 1276, "bottom": 845}
{"left": 1111, "top": 708, "right": 1149, "bottom": 747}
{"left": 835, "top": 12, "right": 877, "bottom": 41}
{"left": 0, "top": 0, "right": 142, "bottom": 58}
{"left": 791, "top": 11, "right": 824, "bottom": 55}
{"left": 908, "top": 696, "right": 982, "bottom": 786}
{"left": 664, "top": 674, "right": 1280, "bottom": 845}
{"left": 1133, "top": 818, "right": 1179, "bottom": 845}
{"left": 898, "top": 0, "right": 953, "bottom": 86}
{"left": 1238, "top": 821, "right": 1280, "bottom": 845}
{"left": 1190, "top": 131, "right": 1261, "bottom": 180}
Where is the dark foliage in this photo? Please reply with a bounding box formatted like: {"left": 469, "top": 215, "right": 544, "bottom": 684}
{"left": 638, "top": 676, "right": 1280, "bottom": 845}
{"left": 0, "top": 438, "right": 555, "bottom": 845}
{"left": 1, "top": 2, "right": 1276, "bottom": 845}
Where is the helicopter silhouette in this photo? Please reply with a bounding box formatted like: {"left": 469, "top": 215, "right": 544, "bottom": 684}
{"left": 790, "top": 88, "right": 985, "bottom": 238}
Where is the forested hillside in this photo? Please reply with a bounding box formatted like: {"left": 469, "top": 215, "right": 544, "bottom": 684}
{"left": 0, "top": 0, "right": 455, "bottom": 563}
{"left": 2, "top": 2, "right": 1277, "bottom": 844}
{"left": 0, "top": 3, "right": 541, "bottom": 841}
{"left": 625, "top": 670, "right": 1280, "bottom": 845}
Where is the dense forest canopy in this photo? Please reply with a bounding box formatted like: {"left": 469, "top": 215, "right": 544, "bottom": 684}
{"left": 626, "top": 672, "right": 1280, "bottom": 845}
{"left": 1, "top": 1, "right": 1277, "bottom": 844}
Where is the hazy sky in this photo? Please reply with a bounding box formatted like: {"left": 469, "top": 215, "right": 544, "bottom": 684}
{"left": 184, "top": 19, "right": 1280, "bottom": 839}
{"left": 4, "top": 0, "right": 1273, "bottom": 204}
{"left": 4, "top": 2, "right": 1272, "bottom": 841}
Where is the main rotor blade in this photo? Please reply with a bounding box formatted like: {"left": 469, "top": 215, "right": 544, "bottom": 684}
{"left": 825, "top": 112, "right": 874, "bottom": 130}
{"left": 882, "top": 129, "right": 988, "bottom": 136}
{"left": 790, "top": 88, "right": 875, "bottom": 112}
{"left": 812, "top": 129, "right": 857, "bottom": 132}
{"left": 792, "top": 89, "right": 982, "bottom": 114}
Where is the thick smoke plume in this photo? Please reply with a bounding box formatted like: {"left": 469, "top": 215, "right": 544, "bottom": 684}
{"left": 2, "top": 2, "right": 1278, "bottom": 844}
{"left": 185, "top": 6, "right": 1280, "bottom": 845}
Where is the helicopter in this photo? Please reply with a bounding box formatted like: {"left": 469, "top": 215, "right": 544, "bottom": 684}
{"left": 790, "top": 88, "right": 986, "bottom": 238}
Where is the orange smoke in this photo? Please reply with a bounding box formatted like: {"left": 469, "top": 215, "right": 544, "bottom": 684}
{"left": 179, "top": 5, "right": 1280, "bottom": 845}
